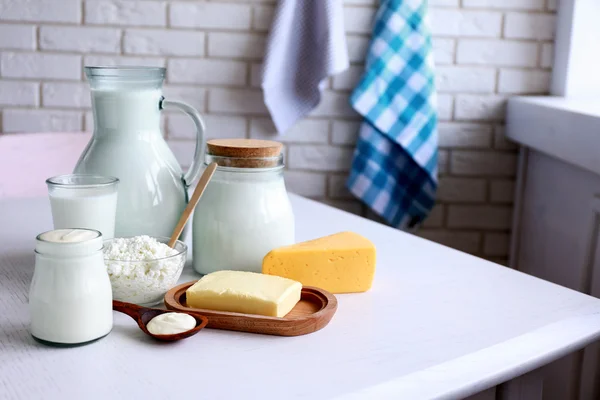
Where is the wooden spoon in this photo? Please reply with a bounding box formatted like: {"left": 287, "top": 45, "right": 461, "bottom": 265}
{"left": 113, "top": 300, "right": 208, "bottom": 342}
{"left": 168, "top": 162, "right": 218, "bottom": 248}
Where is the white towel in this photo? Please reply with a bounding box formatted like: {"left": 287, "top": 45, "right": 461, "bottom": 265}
{"left": 261, "top": 0, "right": 349, "bottom": 133}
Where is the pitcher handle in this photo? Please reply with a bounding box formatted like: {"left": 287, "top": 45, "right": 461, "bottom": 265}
{"left": 160, "top": 98, "right": 206, "bottom": 187}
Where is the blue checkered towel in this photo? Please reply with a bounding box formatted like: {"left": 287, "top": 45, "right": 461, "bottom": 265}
{"left": 347, "top": 0, "right": 438, "bottom": 230}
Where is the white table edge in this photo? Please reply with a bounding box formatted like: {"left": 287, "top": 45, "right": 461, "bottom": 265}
{"left": 333, "top": 312, "right": 600, "bottom": 400}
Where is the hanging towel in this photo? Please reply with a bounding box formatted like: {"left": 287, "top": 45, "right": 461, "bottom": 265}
{"left": 261, "top": 0, "right": 349, "bottom": 133}
{"left": 347, "top": 0, "right": 438, "bottom": 230}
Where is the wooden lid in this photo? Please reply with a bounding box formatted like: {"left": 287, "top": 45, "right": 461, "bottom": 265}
{"left": 206, "top": 139, "right": 283, "bottom": 168}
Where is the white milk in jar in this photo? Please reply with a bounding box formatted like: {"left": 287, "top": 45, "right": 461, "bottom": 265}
{"left": 193, "top": 139, "right": 295, "bottom": 274}
{"left": 47, "top": 175, "right": 119, "bottom": 239}
{"left": 29, "top": 229, "right": 113, "bottom": 346}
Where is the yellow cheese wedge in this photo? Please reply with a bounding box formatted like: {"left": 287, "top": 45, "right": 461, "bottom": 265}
{"left": 186, "top": 270, "right": 302, "bottom": 317}
{"left": 262, "top": 231, "right": 376, "bottom": 294}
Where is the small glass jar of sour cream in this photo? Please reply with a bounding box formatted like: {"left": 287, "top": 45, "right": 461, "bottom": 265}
{"left": 192, "top": 139, "right": 295, "bottom": 274}
{"left": 29, "top": 229, "right": 113, "bottom": 346}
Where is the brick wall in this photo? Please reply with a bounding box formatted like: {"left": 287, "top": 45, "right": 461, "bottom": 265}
{"left": 0, "top": 0, "right": 557, "bottom": 264}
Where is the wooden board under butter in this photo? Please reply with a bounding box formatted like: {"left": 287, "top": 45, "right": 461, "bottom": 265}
{"left": 164, "top": 281, "right": 337, "bottom": 336}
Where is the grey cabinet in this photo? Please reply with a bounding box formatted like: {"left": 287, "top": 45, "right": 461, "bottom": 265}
{"left": 511, "top": 149, "right": 600, "bottom": 400}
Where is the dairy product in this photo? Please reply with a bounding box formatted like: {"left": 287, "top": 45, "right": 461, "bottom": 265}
{"left": 76, "top": 66, "right": 206, "bottom": 238}
{"left": 103, "top": 236, "right": 186, "bottom": 305}
{"left": 193, "top": 168, "right": 295, "bottom": 274}
{"left": 49, "top": 187, "right": 118, "bottom": 240}
{"left": 147, "top": 312, "right": 196, "bottom": 335}
{"left": 262, "top": 231, "right": 376, "bottom": 293}
{"left": 77, "top": 86, "right": 187, "bottom": 238}
{"left": 30, "top": 229, "right": 113, "bottom": 345}
{"left": 186, "top": 270, "right": 302, "bottom": 317}
{"left": 39, "top": 228, "right": 100, "bottom": 243}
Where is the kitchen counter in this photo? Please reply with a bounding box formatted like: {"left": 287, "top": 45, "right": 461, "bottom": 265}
{"left": 2, "top": 195, "right": 600, "bottom": 400}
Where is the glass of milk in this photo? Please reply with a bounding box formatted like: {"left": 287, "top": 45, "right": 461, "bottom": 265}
{"left": 46, "top": 174, "right": 119, "bottom": 240}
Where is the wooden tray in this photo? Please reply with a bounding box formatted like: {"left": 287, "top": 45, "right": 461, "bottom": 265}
{"left": 164, "top": 281, "right": 337, "bottom": 336}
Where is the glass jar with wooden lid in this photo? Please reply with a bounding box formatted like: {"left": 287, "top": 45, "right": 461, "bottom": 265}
{"left": 192, "top": 139, "right": 295, "bottom": 274}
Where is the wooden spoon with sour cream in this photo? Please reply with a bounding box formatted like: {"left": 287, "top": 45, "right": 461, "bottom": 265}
{"left": 112, "top": 300, "right": 208, "bottom": 342}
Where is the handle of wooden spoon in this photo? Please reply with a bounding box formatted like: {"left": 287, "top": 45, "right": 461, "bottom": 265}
{"left": 112, "top": 300, "right": 146, "bottom": 322}
{"left": 168, "top": 162, "right": 218, "bottom": 248}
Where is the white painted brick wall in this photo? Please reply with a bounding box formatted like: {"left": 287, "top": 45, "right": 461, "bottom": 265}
{"left": 40, "top": 26, "right": 121, "bottom": 53}
{"left": 430, "top": 10, "right": 502, "bottom": 37}
{"left": 169, "top": 114, "right": 246, "bottom": 140}
{"left": 331, "top": 121, "right": 360, "bottom": 145}
{"left": 430, "top": 0, "right": 460, "bottom": 6}
{"left": 504, "top": 13, "right": 556, "bottom": 40}
{"left": 167, "top": 59, "right": 246, "bottom": 85}
{"left": 462, "top": 0, "right": 545, "bottom": 10}
{"left": 332, "top": 66, "right": 364, "bottom": 90}
{"left": 124, "top": 29, "right": 205, "bottom": 56}
{"left": 492, "top": 125, "right": 518, "bottom": 150}
{"left": 250, "top": 118, "right": 329, "bottom": 143}
{"left": 432, "top": 38, "right": 456, "bottom": 65}
{"left": 207, "top": 33, "right": 266, "bottom": 59}
{"left": 344, "top": 7, "right": 376, "bottom": 34}
{"left": 490, "top": 180, "right": 516, "bottom": 203}
{"left": 540, "top": 44, "right": 554, "bottom": 68}
{"left": 0, "top": 0, "right": 555, "bottom": 265}
{"left": 328, "top": 174, "right": 354, "bottom": 199}
{"left": 438, "top": 177, "right": 486, "bottom": 203}
{"left": 289, "top": 145, "right": 354, "bottom": 172}
{"left": 346, "top": 35, "right": 370, "bottom": 63}
{"left": 447, "top": 205, "right": 512, "bottom": 229}
{"left": 3, "top": 109, "right": 82, "bottom": 132}
{"left": 42, "top": 82, "right": 91, "bottom": 108}
{"left": 284, "top": 171, "right": 327, "bottom": 198}
{"left": 438, "top": 122, "right": 492, "bottom": 148}
{"left": 310, "top": 91, "right": 357, "bottom": 117}
{"left": 498, "top": 69, "right": 551, "bottom": 94}
{"left": 162, "top": 86, "right": 206, "bottom": 111}
{"left": 1, "top": 52, "right": 81, "bottom": 80}
{"left": 85, "top": 0, "right": 166, "bottom": 26}
{"left": 483, "top": 232, "right": 510, "bottom": 256}
{"left": 84, "top": 55, "right": 166, "bottom": 67}
{"left": 454, "top": 95, "right": 506, "bottom": 121}
{"left": 0, "top": 0, "right": 81, "bottom": 23}
{"left": 252, "top": 6, "right": 274, "bottom": 31}
{"left": 208, "top": 88, "right": 267, "bottom": 114}
{"left": 0, "top": 81, "right": 39, "bottom": 106}
{"left": 0, "top": 25, "right": 36, "bottom": 50}
{"left": 457, "top": 40, "right": 538, "bottom": 67}
{"left": 169, "top": 2, "right": 251, "bottom": 30}
{"left": 451, "top": 151, "right": 518, "bottom": 176}
{"left": 436, "top": 94, "right": 454, "bottom": 120}
{"left": 421, "top": 204, "right": 444, "bottom": 228}
{"left": 436, "top": 67, "right": 496, "bottom": 93}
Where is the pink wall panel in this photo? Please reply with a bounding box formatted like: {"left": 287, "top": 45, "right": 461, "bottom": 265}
{"left": 0, "top": 132, "right": 91, "bottom": 199}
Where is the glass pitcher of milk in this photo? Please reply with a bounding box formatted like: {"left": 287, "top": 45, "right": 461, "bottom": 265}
{"left": 74, "top": 66, "right": 205, "bottom": 237}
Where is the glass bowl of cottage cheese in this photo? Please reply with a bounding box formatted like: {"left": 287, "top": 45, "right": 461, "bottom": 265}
{"left": 103, "top": 235, "right": 187, "bottom": 306}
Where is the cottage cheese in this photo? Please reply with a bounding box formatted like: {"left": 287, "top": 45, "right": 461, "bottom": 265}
{"left": 103, "top": 236, "right": 185, "bottom": 305}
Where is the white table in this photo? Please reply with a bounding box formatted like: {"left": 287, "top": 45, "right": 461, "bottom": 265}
{"left": 2, "top": 195, "right": 600, "bottom": 400}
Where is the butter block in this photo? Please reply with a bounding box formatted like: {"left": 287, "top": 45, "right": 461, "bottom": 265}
{"left": 262, "top": 231, "right": 376, "bottom": 294}
{"left": 186, "top": 270, "right": 302, "bottom": 317}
